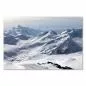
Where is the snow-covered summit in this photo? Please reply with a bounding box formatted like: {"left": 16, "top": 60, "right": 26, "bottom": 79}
{"left": 4, "top": 25, "right": 41, "bottom": 44}
{"left": 38, "top": 30, "right": 57, "bottom": 38}
{"left": 61, "top": 29, "right": 82, "bottom": 38}
{"left": 38, "top": 29, "right": 82, "bottom": 55}
{"left": 4, "top": 25, "right": 41, "bottom": 37}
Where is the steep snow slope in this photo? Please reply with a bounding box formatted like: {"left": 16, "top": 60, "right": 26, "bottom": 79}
{"left": 40, "top": 30, "right": 82, "bottom": 54}
{"left": 4, "top": 52, "right": 82, "bottom": 70}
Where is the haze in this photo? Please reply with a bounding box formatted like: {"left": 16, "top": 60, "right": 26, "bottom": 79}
{"left": 4, "top": 17, "right": 83, "bottom": 30}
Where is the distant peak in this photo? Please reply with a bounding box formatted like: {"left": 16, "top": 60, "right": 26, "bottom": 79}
{"left": 39, "top": 30, "right": 57, "bottom": 37}
{"left": 48, "top": 30, "right": 57, "bottom": 35}
{"left": 61, "top": 29, "right": 82, "bottom": 38}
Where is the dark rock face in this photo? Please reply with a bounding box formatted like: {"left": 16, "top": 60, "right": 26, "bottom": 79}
{"left": 52, "top": 39, "right": 82, "bottom": 54}
{"left": 71, "top": 29, "right": 82, "bottom": 38}
{"left": 37, "top": 61, "right": 72, "bottom": 69}
{"left": 4, "top": 51, "right": 17, "bottom": 58}
{"left": 66, "top": 29, "right": 82, "bottom": 38}
{"left": 4, "top": 35, "right": 18, "bottom": 45}
{"left": 4, "top": 48, "right": 19, "bottom": 60}
{"left": 16, "top": 35, "right": 29, "bottom": 40}
{"left": 47, "top": 61, "right": 72, "bottom": 69}
{"left": 39, "top": 31, "right": 49, "bottom": 36}
{"left": 41, "top": 38, "right": 82, "bottom": 55}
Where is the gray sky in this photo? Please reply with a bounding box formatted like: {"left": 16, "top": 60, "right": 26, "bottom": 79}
{"left": 4, "top": 17, "right": 83, "bottom": 30}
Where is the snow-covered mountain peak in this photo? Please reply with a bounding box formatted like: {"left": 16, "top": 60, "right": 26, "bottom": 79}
{"left": 36, "top": 30, "right": 57, "bottom": 42}
{"left": 60, "top": 29, "right": 82, "bottom": 38}
{"left": 47, "top": 30, "right": 57, "bottom": 35}
{"left": 61, "top": 29, "right": 72, "bottom": 35}
{"left": 4, "top": 25, "right": 42, "bottom": 45}
{"left": 40, "top": 29, "right": 82, "bottom": 55}
{"left": 39, "top": 30, "right": 57, "bottom": 36}
{"left": 4, "top": 25, "right": 41, "bottom": 37}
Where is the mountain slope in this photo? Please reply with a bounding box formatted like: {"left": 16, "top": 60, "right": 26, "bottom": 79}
{"left": 39, "top": 29, "right": 82, "bottom": 54}
{"left": 4, "top": 25, "right": 41, "bottom": 45}
{"left": 4, "top": 28, "right": 83, "bottom": 70}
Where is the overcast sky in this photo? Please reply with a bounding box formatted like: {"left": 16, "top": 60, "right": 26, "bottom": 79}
{"left": 4, "top": 17, "right": 83, "bottom": 30}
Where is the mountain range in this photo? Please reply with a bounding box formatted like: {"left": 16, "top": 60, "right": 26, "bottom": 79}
{"left": 4, "top": 25, "right": 83, "bottom": 69}
{"left": 4, "top": 25, "right": 82, "bottom": 58}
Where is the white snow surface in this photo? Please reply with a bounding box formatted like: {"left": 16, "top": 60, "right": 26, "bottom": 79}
{"left": 4, "top": 43, "right": 82, "bottom": 70}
